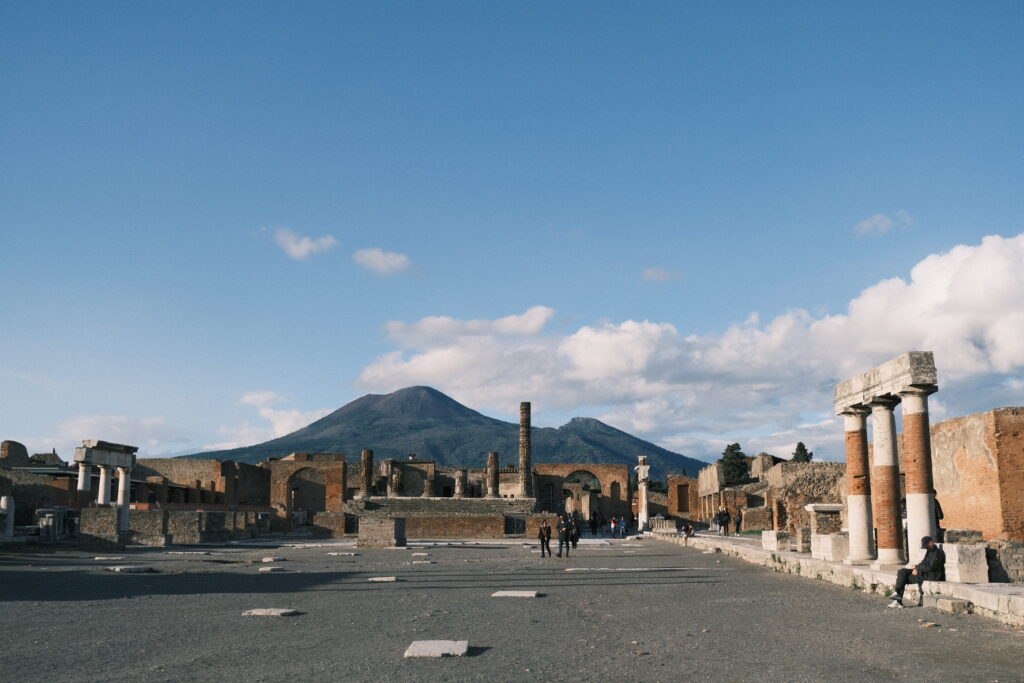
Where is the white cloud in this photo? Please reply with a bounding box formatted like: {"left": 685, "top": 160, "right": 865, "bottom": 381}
{"left": 273, "top": 227, "right": 338, "bottom": 260}
{"left": 353, "top": 247, "right": 412, "bottom": 274}
{"left": 357, "top": 233, "right": 1024, "bottom": 461}
{"left": 641, "top": 267, "right": 682, "bottom": 282}
{"left": 854, "top": 209, "right": 913, "bottom": 236}
{"left": 205, "top": 391, "right": 331, "bottom": 451}
{"left": 24, "top": 415, "right": 189, "bottom": 459}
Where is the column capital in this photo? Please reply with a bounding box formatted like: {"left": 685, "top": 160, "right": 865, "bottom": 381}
{"left": 899, "top": 385, "right": 938, "bottom": 398}
{"left": 868, "top": 396, "right": 900, "bottom": 411}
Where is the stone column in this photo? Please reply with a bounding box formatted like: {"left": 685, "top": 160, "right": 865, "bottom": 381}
{"left": 97, "top": 466, "right": 112, "bottom": 505}
{"left": 0, "top": 495, "right": 14, "bottom": 537}
{"left": 636, "top": 456, "right": 650, "bottom": 531}
{"left": 870, "top": 400, "right": 904, "bottom": 566}
{"left": 77, "top": 462, "right": 93, "bottom": 492}
{"left": 454, "top": 469, "right": 467, "bottom": 498}
{"left": 486, "top": 452, "right": 499, "bottom": 497}
{"left": 117, "top": 467, "right": 130, "bottom": 506}
{"left": 518, "top": 402, "right": 533, "bottom": 497}
{"left": 843, "top": 408, "right": 875, "bottom": 563}
{"left": 902, "top": 389, "right": 937, "bottom": 561}
{"left": 339, "top": 461, "right": 348, "bottom": 503}
{"left": 359, "top": 450, "right": 373, "bottom": 499}
{"left": 421, "top": 471, "right": 433, "bottom": 498}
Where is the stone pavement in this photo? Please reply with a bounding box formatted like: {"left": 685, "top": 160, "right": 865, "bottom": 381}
{"left": 652, "top": 531, "right": 1024, "bottom": 628}
{"left": 2, "top": 535, "right": 1024, "bottom": 682}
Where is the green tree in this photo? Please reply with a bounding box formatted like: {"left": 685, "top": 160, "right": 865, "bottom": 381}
{"left": 792, "top": 442, "right": 814, "bottom": 463}
{"left": 719, "top": 443, "right": 750, "bottom": 482}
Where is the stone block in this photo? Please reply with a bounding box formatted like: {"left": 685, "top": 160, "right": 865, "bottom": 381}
{"left": 762, "top": 531, "right": 790, "bottom": 552}
{"left": 242, "top": 608, "right": 299, "bottom": 617}
{"left": 368, "top": 576, "right": 397, "bottom": 582}
{"left": 935, "top": 598, "right": 973, "bottom": 615}
{"left": 491, "top": 590, "right": 538, "bottom": 598}
{"left": 944, "top": 543, "right": 987, "bottom": 583}
{"left": 944, "top": 529, "right": 983, "bottom": 543}
{"left": 794, "top": 527, "right": 811, "bottom": 553}
{"left": 105, "top": 565, "right": 153, "bottom": 573}
{"left": 262, "top": 557, "right": 285, "bottom": 562}
{"left": 258, "top": 566, "right": 287, "bottom": 573}
{"left": 357, "top": 517, "right": 407, "bottom": 548}
{"left": 404, "top": 640, "right": 469, "bottom": 658}
{"left": 811, "top": 533, "right": 849, "bottom": 562}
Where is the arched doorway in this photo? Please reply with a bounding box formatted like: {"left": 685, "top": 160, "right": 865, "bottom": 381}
{"left": 563, "top": 470, "right": 602, "bottom": 520}
{"left": 288, "top": 467, "right": 326, "bottom": 526}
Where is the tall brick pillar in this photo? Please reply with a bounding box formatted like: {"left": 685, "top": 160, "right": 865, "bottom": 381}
{"left": 901, "top": 388, "right": 938, "bottom": 561}
{"left": 486, "top": 452, "right": 499, "bottom": 498}
{"left": 843, "top": 407, "right": 874, "bottom": 563}
{"left": 518, "top": 402, "right": 533, "bottom": 498}
{"left": 359, "top": 450, "right": 374, "bottom": 499}
{"left": 870, "top": 399, "right": 904, "bottom": 566}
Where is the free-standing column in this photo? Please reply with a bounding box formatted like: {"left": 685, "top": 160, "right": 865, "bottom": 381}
{"left": 486, "top": 452, "right": 499, "bottom": 497}
{"left": 359, "top": 450, "right": 373, "bottom": 498}
{"left": 518, "top": 402, "right": 533, "bottom": 497}
{"left": 870, "top": 400, "right": 904, "bottom": 566}
{"left": 97, "top": 466, "right": 112, "bottom": 505}
{"left": 77, "top": 462, "right": 93, "bottom": 492}
{"left": 116, "top": 467, "right": 130, "bottom": 506}
{"left": 843, "top": 408, "right": 875, "bottom": 563}
{"left": 901, "top": 389, "right": 937, "bottom": 561}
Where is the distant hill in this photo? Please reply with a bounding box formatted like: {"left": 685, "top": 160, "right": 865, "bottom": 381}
{"left": 183, "top": 386, "right": 708, "bottom": 479}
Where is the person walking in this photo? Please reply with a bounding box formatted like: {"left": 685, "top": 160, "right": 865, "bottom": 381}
{"left": 538, "top": 519, "right": 552, "bottom": 558}
{"left": 734, "top": 507, "right": 743, "bottom": 534}
{"left": 719, "top": 508, "right": 731, "bottom": 537}
{"left": 888, "top": 536, "right": 946, "bottom": 608}
{"left": 610, "top": 517, "right": 618, "bottom": 538}
{"left": 556, "top": 514, "right": 571, "bottom": 558}
{"left": 570, "top": 518, "right": 580, "bottom": 550}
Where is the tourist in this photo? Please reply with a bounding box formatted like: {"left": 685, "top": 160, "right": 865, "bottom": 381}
{"left": 556, "top": 514, "right": 571, "bottom": 557}
{"left": 932, "top": 490, "right": 944, "bottom": 542}
{"left": 610, "top": 517, "right": 618, "bottom": 537}
{"left": 590, "top": 516, "right": 598, "bottom": 536}
{"left": 888, "top": 536, "right": 946, "bottom": 609}
{"left": 619, "top": 516, "right": 628, "bottom": 538}
{"left": 734, "top": 508, "right": 743, "bottom": 534}
{"left": 719, "top": 508, "right": 731, "bottom": 537}
{"left": 538, "top": 518, "right": 552, "bottom": 558}
{"left": 570, "top": 518, "right": 580, "bottom": 550}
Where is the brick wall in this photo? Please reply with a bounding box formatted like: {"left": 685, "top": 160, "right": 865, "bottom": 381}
{"left": 357, "top": 516, "right": 406, "bottom": 547}
{"left": 405, "top": 515, "right": 505, "bottom": 538}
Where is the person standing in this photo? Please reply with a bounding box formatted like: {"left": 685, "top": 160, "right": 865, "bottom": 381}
{"left": 610, "top": 517, "right": 618, "bottom": 538}
{"left": 570, "top": 517, "right": 580, "bottom": 550}
{"left": 538, "top": 519, "right": 552, "bottom": 558}
{"left": 719, "top": 508, "right": 731, "bottom": 537}
{"left": 734, "top": 508, "right": 743, "bottom": 534}
{"left": 556, "top": 514, "right": 571, "bottom": 558}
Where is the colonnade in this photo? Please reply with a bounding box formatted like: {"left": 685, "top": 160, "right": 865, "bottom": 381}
{"left": 836, "top": 352, "right": 938, "bottom": 567}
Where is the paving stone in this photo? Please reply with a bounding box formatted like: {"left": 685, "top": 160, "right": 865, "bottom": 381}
{"left": 403, "top": 640, "right": 469, "bottom": 658}
{"left": 94, "top": 556, "right": 126, "bottom": 561}
{"left": 259, "top": 567, "right": 288, "bottom": 573}
{"left": 327, "top": 552, "right": 358, "bottom": 556}
{"left": 165, "top": 551, "right": 211, "bottom": 555}
{"left": 411, "top": 560, "right": 435, "bottom": 564}
{"left": 411, "top": 552, "right": 430, "bottom": 556}
{"left": 491, "top": 590, "right": 538, "bottom": 598}
{"left": 242, "top": 608, "right": 299, "bottom": 617}
{"left": 105, "top": 565, "right": 153, "bottom": 573}
{"left": 262, "top": 557, "right": 286, "bottom": 562}
{"left": 368, "top": 576, "right": 398, "bottom": 582}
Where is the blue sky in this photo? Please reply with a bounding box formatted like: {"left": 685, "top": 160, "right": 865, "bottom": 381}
{"left": 2, "top": 2, "right": 1022, "bottom": 462}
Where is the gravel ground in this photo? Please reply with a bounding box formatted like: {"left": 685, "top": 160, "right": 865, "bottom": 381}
{"left": 2, "top": 536, "right": 1023, "bottom": 682}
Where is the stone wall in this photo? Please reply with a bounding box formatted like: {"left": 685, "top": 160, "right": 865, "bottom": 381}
{"left": 666, "top": 475, "right": 698, "bottom": 518}
{"left": 931, "top": 407, "right": 1024, "bottom": 541}
{"left": 405, "top": 515, "right": 505, "bottom": 538}
{"left": 987, "top": 540, "right": 1024, "bottom": 583}
{"left": 0, "top": 468, "right": 77, "bottom": 524}
{"left": 78, "top": 508, "right": 120, "bottom": 547}
{"left": 357, "top": 516, "right": 406, "bottom": 547}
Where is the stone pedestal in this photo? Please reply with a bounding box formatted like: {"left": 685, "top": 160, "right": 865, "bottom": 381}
{"left": 357, "top": 517, "right": 407, "bottom": 548}
{"left": 762, "top": 530, "right": 790, "bottom": 552}
{"left": 811, "top": 532, "right": 849, "bottom": 562}
{"left": 944, "top": 543, "right": 988, "bottom": 583}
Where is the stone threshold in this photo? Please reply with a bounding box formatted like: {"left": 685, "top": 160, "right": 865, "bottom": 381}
{"left": 647, "top": 532, "right": 1024, "bottom": 629}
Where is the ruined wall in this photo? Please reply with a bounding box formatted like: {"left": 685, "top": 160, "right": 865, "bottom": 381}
{"left": 405, "top": 515, "right": 505, "bottom": 538}
{"left": 697, "top": 462, "right": 724, "bottom": 497}
{"left": 931, "top": 408, "right": 1024, "bottom": 541}
{"left": 78, "top": 507, "right": 119, "bottom": 547}
{"left": 0, "top": 469, "right": 77, "bottom": 524}
{"left": 666, "top": 475, "right": 699, "bottom": 518}
{"left": 0, "top": 440, "right": 31, "bottom": 467}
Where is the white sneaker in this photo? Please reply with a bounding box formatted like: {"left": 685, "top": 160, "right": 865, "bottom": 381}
{"left": 887, "top": 592, "right": 900, "bottom": 600}
{"left": 887, "top": 599, "right": 904, "bottom": 609}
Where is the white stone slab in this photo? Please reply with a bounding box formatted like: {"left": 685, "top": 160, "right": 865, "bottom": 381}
{"left": 242, "top": 608, "right": 299, "bottom": 617}
{"left": 327, "top": 552, "right": 358, "bottom": 556}
{"left": 259, "top": 566, "right": 288, "bottom": 573}
{"left": 411, "top": 552, "right": 430, "bottom": 556}
{"left": 411, "top": 560, "right": 434, "bottom": 564}
{"left": 94, "top": 556, "right": 126, "bottom": 561}
{"left": 262, "top": 557, "right": 285, "bottom": 562}
{"left": 368, "top": 576, "right": 398, "bottom": 582}
{"left": 105, "top": 565, "right": 153, "bottom": 573}
{"left": 404, "top": 640, "right": 469, "bottom": 658}
{"left": 165, "top": 551, "right": 212, "bottom": 555}
{"left": 491, "top": 590, "right": 538, "bottom": 598}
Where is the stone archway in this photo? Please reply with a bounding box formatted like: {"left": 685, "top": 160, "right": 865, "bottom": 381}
{"left": 287, "top": 467, "right": 326, "bottom": 522}
{"left": 564, "top": 470, "right": 602, "bottom": 520}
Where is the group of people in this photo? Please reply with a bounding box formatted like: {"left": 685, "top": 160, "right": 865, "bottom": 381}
{"left": 711, "top": 507, "right": 742, "bottom": 536}
{"left": 536, "top": 513, "right": 631, "bottom": 557}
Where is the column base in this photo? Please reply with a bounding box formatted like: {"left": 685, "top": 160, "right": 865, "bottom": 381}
{"left": 843, "top": 557, "right": 874, "bottom": 566}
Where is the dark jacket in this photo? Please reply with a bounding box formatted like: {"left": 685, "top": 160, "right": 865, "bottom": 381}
{"left": 538, "top": 524, "right": 551, "bottom": 541}
{"left": 557, "top": 520, "right": 570, "bottom": 541}
{"left": 916, "top": 545, "right": 946, "bottom": 581}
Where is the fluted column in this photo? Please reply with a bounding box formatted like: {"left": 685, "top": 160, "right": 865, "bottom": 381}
{"left": 518, "top": 402, "right": 533, "bottom": 497}
{"left": 870, "top": 399, "right": 904, "bottom": 566}
{"left": 97, "top": 466, "right": 112, "bottom": 505}
{"left": 902, "top": 389, "right": 937, "bottom": 561}
{"left": 359, "top": 450, "right": 373, "bottom": 499}
{"left": 486, "top": 452, "right": 499, "bottom": 498}
{"left": 843, "top": 408, "right": 874, "bottom": 563}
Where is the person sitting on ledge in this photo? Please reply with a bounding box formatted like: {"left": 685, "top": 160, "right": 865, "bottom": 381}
{"left": 888, "top": 536, "right": 945, "bottom": 609}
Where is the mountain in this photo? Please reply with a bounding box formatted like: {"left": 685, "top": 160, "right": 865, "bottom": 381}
{"left": 183, "top": 386, "right": 709, "bottom": 479}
